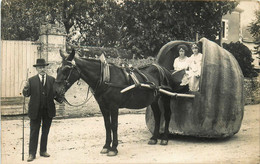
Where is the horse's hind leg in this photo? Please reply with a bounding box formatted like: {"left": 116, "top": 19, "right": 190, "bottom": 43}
{"left": 160, "top": 95, "right": 171, "bottom": 145}
{"left": 100, "top": 107, "right": 112, "bottom": 154}
{"left": 148, "top": 99, "right": 161, "bottom": 145}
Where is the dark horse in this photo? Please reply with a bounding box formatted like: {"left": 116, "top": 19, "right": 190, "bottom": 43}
{"left": 53, "top": 49, "right": 177, "bottom": 156}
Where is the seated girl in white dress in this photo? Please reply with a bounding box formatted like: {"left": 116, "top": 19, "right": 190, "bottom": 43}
{"left": 186, "top": 43, "right": 203, "bottom": 92}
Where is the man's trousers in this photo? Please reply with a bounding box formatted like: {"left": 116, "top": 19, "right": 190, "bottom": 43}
{"left": 29, "top": 113, "right": 52, "bottom": 156}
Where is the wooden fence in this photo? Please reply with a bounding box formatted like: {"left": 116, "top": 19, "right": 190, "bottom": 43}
{"left": 1, "top": 40, "right": 39, "bottom": 97}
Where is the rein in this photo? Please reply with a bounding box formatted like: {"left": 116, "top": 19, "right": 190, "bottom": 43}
{"left": 60, "top": 59, "right": 109, "bottom": 107}
{"left": 63, "top": 86, "right": 93, "bottom": 107}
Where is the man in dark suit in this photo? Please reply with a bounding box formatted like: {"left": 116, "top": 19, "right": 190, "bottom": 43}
{"left": 23, "top": 58, "right": 57, "bottom": 162}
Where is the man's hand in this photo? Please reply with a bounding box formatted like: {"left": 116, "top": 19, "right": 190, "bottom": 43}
{"left": 24, "top": 81, "right": 29, "bottom": 89}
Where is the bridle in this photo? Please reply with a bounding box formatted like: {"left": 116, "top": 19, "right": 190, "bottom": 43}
{"left": 56, "top": 62, "right": 94, "bottom": 107}
{"left": 56, "top": 63, "right": 80, "bottom": 87}
{"left": 56, "top": 58, "right": 108, "bottom": 107}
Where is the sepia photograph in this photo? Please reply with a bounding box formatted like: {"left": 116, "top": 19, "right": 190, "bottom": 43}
{"left": 1, "top": 0, "right": 260, "bottom": 163}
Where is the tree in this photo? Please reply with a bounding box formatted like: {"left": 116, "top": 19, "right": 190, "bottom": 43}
{"left": 223, "top": 42, "right": 258, "bottom": 78}
{"left": 1, "top": 0, "right": 70, "bottom": 40}
{"left": 117, "top": 0, "right": 238, "bottom": 58}
{"left": 1, "top": 0, "right": 121, "bottom": 46}
{"left": 1, "top": 0, "right": 237, "bottom": 58}
{"left": 248, "top": 9, "right": 260, "bottom": 56}
{"left": 69, "top": 0, "right": 122, "bottom": 47}
{"left": 1, "top": 0, "right": 44, "bottom": 40}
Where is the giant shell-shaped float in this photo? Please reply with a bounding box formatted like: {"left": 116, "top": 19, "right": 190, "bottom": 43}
{"left": 146, "top": 38, "right": 244, "bottom": 138}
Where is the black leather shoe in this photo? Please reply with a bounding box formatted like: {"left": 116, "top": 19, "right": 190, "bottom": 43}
{"left": 40, "top": 152, "right": 50, "bottom": 157}
{"left": 27, "top": 154, "right": 35, "bottom": 162}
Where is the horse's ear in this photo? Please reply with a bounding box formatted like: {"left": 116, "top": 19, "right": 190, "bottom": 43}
{"left": 60, "top": 49, "right": 67, "bottom": 59}
{"left": 67, "top": 49, "right": 75, "bottom": 61}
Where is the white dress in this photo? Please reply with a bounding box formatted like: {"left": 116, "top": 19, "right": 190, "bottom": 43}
{"left": 173, "top": 56, "right": 190, "bottom": 71}
{"left": 187, "top": 53, "right": 203, "bottom": 91}
{"left": 173, "top": 56, "right": 190, "bottom": 86}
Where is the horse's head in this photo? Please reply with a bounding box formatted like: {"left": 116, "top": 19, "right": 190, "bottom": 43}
{"left": 53, "top": 49, "right": 81, "bottom": 103}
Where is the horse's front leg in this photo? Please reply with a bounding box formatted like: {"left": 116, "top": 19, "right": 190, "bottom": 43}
{"left": 148, "top": 99, "right": 161, "bottom": 145}
{"left": 100, "top": 107, "right": 112, "bottom": 154}
{"left": 160, "top": 95, "right": 171, "bottom": 145}
{"left": 107, "top": 108, "right": 119, "bottom": 156}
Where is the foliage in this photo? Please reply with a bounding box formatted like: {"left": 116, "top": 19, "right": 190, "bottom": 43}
{"left": 1, "top": 0, "right": 237, "bottom": 58}
{"left": 248, "top": 9, "right": 260, "bottom": 55}
{"left": 69, "top": 0, "right": 122, "bottom": 47}
{"left": 223, "top": 42, "right": 258, "bottom": 78}
{"left": 1, "top": 0, "right": 43, "bottom": 40}
{"left": 1, "top": 0, "right": 121, "bottom": 44}
{"left": 244, "top": 77, "right": 260, "bottom": 104}
{"left": 77, "top": 46, "right": 131, "bottom": 59}
{"left": 119, "top": 1, "right": 237, "bottom": 58}
{"left": 105, "top": 56, "right": 156, "bottom": 68}
{"left": 1, "top": 0, "right": 86, "bottom": 40}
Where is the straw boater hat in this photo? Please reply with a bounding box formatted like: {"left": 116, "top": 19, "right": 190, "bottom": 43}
{"left": 33, "top": 58, "right": 49, "bottom": 67}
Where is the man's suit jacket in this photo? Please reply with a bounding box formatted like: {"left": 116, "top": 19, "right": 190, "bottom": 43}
{"left": 23, "top": 74, "right": 56, "bottom": 119}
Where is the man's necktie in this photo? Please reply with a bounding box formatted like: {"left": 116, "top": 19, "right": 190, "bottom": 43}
{"left": 42, "top": 75, "right": 45, "bottom": 86}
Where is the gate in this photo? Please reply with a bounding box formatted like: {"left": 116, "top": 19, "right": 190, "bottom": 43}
{"left": 1, "top": 40, "right": 39, "bottom": 98}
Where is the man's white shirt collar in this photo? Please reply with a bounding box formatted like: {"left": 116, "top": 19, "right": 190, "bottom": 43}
{"left": 38, "top": 74, "right": 46, "bottom": 86}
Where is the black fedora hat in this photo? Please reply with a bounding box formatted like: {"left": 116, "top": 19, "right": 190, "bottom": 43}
{"left": 33, "top": 58, "right": 49, "bottom": 67}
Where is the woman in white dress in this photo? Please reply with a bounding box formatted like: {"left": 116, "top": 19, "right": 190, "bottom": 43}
{"left": 187, "top": 43, "right": 203, "bottom": 92}
{"left": 173, "top": 44, "right": 190, "bottom": 89}
{"left": 173, "top": 44, "right": 190, "bottom": 71}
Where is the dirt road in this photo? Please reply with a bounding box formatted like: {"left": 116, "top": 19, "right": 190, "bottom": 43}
{"left": 1, "top": 104, "right": 259, "bottom": 164}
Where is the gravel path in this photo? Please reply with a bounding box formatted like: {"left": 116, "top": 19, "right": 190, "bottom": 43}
{"left": 1, "top": 104, "right": 259, "bottom": 164}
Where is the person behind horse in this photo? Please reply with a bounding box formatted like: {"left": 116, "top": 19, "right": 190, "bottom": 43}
{"left": 172, "top": 44, "right": 190, "bottom": 92}
{"left": 23, "top": 59, "right": 57, "bottom": 162}
{"left": 187, "top": 43, "right": 203, "bottom": 92}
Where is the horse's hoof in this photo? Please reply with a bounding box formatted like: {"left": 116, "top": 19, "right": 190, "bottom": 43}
{"left": 160, "top": 140, "right": 168, "bottom": 145}
{"left": 107, "top": 150, "right": 118, "bottom": 156}
{"left": 100, "top": 148, "right": 109, "bottom": 154}
{"left": 148, "top": 139, "right": 157, "bottom": 145}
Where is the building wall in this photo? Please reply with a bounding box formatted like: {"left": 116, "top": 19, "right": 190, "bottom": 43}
{"left": 222, "top": 11, "right": 241, "bottom": 43}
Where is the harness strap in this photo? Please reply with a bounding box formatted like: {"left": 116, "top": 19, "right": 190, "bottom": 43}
{"left": 135, "top": 68, "right": 149, "bottom": 82}
{"left": 100, "top": 54, "right": 110, "bottom": 83}
{"left": 103, "top": 63, "right": 110, "bottom": 82}
{"left": 129, "top": 72, "right": 140, "bottom": 85}
{"left": 122, "top": 68, "right": 130, "bottom": 84}
{"left": 152, "top": 64, "right": 168, "bottom": 85}
{"left": 99, "top": 57, "right": 168, "bottom": 91}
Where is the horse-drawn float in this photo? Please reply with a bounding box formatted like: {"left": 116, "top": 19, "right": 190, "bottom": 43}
{"left": 146, "top": 37, "right": 244, "bottom": 138}
{"left": 54, "top": 37, "right": 244, "bottom": 156}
